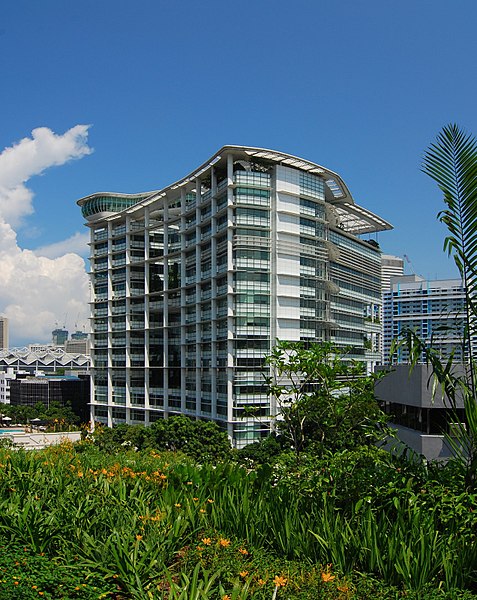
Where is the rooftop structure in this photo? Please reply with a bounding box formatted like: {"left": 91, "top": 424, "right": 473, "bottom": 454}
{"left": 0, "top": 347, "right": 90, "bottom": 374}
{"left": 71, "top": 331, "right": 89, "bottom": 340}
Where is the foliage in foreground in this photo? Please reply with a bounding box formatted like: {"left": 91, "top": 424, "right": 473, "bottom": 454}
{"left": 0, "top": 542, "right": 116, "bottom": 599}
{"left": 0, "top": 443, "right": 476, "bottom": 599}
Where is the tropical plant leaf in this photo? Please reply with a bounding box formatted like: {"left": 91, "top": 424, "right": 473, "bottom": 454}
{"left": 422, "top": 124, "right": 477, "bottom": 378}
{"left": 416, "top": 124, "right": 477, "bottom": 487}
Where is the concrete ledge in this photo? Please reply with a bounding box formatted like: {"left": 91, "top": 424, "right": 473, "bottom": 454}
{"left": 389, "top": 424, "right": 454, "bottom": 461}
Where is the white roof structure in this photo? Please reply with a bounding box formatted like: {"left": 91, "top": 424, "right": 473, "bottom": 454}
{"left": 78, "top": 145, "right": 392, "bottom": 235}
{"left": 0, "top": 347, "right": 90, "bottom": 370}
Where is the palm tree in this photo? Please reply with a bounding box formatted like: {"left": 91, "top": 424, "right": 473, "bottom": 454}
{"left": 409, "top": 124, "right": 477, "bottom": 486}
{"left": 423, "top": 124, "right": 477, "bottom": 391}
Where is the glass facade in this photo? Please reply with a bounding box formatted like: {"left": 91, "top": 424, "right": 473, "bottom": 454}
{"left": 81, "top": 195, "right": 149, "bottom": 219}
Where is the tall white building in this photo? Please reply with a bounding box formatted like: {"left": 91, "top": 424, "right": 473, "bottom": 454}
{"left": 381, "top": 254, "right": 404, "bottom": 361}
{"left": 0, "top": 317, "right": 9, "bottom": 350}
{"left": 381, "top": 254, "right": 404, "bottom": 292}
{"left": 78, "top": 146, "right": 392, "bottom": 446}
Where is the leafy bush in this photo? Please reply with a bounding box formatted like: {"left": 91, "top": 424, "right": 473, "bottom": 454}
{"left": 234, "top": 434, "right": 288, "bottom": 466}
{"left": 270, "top": 445, "right": 428, "bottom": 509}
{"left": 88, "top": 415, "right": 232, "bottom": 462}
{"left": 147, "top": 415, "right": 232, "bottom": 461}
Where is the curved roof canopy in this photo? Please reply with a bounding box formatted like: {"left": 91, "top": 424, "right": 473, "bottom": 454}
{"left": 77, "top": 145, "right": 392, "bottom": 234}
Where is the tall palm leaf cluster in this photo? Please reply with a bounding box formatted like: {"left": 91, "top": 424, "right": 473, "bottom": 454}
{"left": 409, "top": 124, "right": 477, "bottom": 486}
{"left": 423, "top": 124, "right": 477, "bottom": 389}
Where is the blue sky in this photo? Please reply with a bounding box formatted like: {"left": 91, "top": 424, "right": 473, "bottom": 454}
{"left": 1, "top": 0, "right": 476, "bottom": 345}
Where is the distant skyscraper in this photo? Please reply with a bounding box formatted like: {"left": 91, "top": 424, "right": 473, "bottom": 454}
{"left": 381, "top": 255, "right": 404, "bottom": 360}
{"left": 52, "top": 328, "right": 68, "bottom": 346}
{"left": 71, "top": 331, "right": 88, "bottom": 340}
{"left": 381, "top": 254, "right": 404, "bottom": 291}
{"left": 0, "top": 317, "right": 9, "bottom": 350}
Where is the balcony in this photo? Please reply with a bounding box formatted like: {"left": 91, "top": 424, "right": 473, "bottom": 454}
{"left": 94, "top": 230, "right": 108, "bottom": 242}
{"left": 130, "top": 288, "right": 145, "bottom": 297}
{"left": 234, "top": 171, "right": 270, "bottom": 188}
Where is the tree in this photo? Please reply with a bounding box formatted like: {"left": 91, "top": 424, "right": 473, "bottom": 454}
{"left": 148, "top": 415, "right": 232, "bottom": 462}
{"left": 423, "top": 124, "right": 477, "bottom": 384}
{"left": 88, "top": 416, "right": 232, "bottom": 462}
{"left": 405, "top": 124, "right": 477, "bottom": 487}
{"left": 264, "top": 340, "right": 389, "bottom": 457}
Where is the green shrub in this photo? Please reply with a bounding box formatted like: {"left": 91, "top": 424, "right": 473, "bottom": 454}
{"left": 147, "top": 415, "right": 232, "bottom": 461}
{"left": 0, "top": 541, "right": 116, "bottom": 599}
{"left": 234, "top": 434, "right": 287, "bottom": 466}
{"left": 87, "top": 416, "right": 232, "bottom": 462}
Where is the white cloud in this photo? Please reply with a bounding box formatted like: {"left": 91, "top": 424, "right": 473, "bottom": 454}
{"left": 0, "top": 126, "right": 93, "bottom": 346}
{"left": 34, "top": 231, "right": 90, "bottom": 259}
{"left": 0, "top": 125, "right": 92, "bottom": 227}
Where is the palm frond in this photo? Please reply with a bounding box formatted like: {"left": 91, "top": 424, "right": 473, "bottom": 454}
{"left": 422, "top": 124, "right": 477, "bottom": 381}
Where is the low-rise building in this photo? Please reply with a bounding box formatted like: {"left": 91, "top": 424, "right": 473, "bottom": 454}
{"left": 9, "top": 373, "right": 90, "bottom": 423}
{"left": 376, "top": 364, "right": 464, "bottom": 460}
{"left": 0, "top": 347, "right": 90, "bottom": 374}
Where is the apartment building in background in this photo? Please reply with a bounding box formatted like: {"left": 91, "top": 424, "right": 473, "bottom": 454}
{"left": 78, "top": 146, "right": 392, "bottom": 446}
{"left": 381, "top": 254, "right": 405, "bottom": 292}
{"left": 382, "top": 275, "right": 466, "bottom": 364}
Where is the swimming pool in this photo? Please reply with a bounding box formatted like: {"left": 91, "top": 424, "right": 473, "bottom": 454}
{"left": 0, "top": 428, "right": 24, "bottom": 435}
